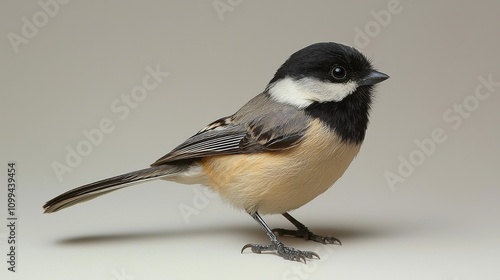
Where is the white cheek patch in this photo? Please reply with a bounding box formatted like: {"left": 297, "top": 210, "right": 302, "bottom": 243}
{"left": 268, "top": 77, "right": 358, "bottom": 108}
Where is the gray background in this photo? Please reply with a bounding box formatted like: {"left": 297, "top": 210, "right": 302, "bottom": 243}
{"left": 1, "top": 1, "right": 499, "bottom": 279}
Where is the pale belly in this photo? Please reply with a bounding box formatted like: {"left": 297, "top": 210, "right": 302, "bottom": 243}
{"left": 200, "top": 120, "right": 361, "bottom": 214}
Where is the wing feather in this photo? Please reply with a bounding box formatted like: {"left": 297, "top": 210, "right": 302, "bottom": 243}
{"left": 151, "top": 94, "right": 311, "bottom": 166}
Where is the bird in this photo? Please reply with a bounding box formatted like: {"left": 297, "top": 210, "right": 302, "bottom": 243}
{"left": 44, "top": 42, "right": 389, "bottom": 262}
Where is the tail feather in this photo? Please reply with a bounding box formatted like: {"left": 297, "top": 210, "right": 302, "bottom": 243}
{"left": 43, "top": 165, "right": 186, "bottom": 213}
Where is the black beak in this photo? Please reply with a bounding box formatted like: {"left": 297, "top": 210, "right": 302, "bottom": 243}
{"left": 358, "top": 70, "right": 389, "bottom": 86}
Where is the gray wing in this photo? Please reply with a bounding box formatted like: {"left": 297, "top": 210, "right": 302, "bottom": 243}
{"left": 151, "top": 93, "right": 311, "bottom": 166}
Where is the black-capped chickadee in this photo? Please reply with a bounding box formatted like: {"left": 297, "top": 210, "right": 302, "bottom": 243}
{"left": 44, "top": 42, "right": 389, "bottom": 262}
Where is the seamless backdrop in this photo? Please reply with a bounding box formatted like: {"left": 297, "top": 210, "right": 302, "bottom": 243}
{"left": 1, "top": 1, "right": 500, "bottom": 280}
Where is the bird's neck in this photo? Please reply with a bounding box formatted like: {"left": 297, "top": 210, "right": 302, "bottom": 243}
{"left": 304, "top": 88, "right": 372, "bottom": 145}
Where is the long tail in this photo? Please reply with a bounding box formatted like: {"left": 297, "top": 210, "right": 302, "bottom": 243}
{"left": 43, "top": 164, "right": 187, "bottom": 214}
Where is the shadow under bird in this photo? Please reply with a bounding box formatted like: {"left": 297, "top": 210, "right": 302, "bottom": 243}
{"left": 44, "top": 42, "right": 389, "bottom": 262}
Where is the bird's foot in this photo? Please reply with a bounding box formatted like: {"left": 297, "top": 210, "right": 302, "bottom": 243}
{"left": 272, "top": 227, "right": 341, "bottom": 245}
{"left": 241, "top": 242, "right": 319, "bottom": 263}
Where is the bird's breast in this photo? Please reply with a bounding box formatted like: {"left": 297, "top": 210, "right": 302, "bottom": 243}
{"left": 201, "top": 119, "right": 361, "bottom": 214}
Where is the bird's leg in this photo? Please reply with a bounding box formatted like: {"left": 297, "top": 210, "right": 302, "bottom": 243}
{"left": 241, "top": 212, "right": 320, "bottom": 263}
{"left": 272, "top": 212, "right": 341, "bottom": 245}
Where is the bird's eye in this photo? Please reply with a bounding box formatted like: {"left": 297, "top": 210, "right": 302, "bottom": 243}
{"left": 331, "top": 66, "right": 347, "bottom": 80}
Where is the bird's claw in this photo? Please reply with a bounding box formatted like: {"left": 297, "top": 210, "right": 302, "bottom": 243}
{"left": 317, "top": 235, "right": 341, "bottom": 245}
{"left": 241, "top": 242, "right": 320, "bottom": 263}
